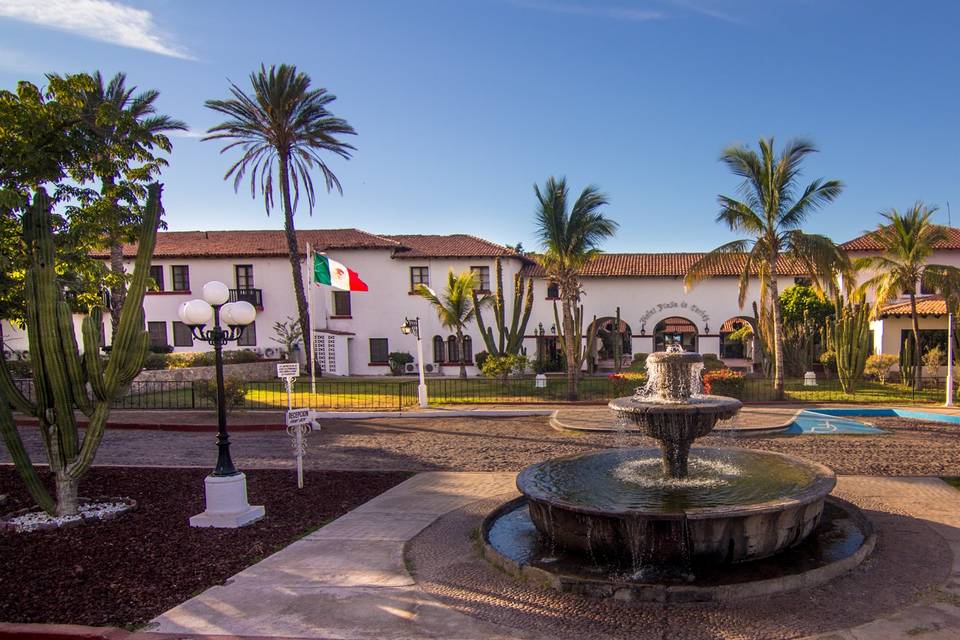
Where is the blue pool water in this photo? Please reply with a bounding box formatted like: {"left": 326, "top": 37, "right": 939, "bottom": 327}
{"left": 786, "top": 408, "right": 960, "bottom": 435}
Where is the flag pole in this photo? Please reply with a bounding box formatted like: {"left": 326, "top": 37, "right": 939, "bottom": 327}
{"left": 307, "top": 242, "right": 316, "bottom": 395}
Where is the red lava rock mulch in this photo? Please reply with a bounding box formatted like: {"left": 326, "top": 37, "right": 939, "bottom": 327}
{"left": 0, "top": 466, "right": 411, "bottom": 629}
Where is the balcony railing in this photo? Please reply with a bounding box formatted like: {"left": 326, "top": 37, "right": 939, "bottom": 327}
{"left": 229, "top": 288, "right": 263, "bottom": 308}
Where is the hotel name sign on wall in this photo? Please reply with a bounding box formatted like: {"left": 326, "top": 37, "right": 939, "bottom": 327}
{"left": 639, "top": 301, "right": 711, "bottom": 326}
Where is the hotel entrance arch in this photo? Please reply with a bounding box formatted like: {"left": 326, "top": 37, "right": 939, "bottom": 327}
{"left": 588, "top": 316, "right": 633, "bottom": 368}
{"left": 654, "top": 316, "right": 698, "bottom": 352}
{"left": 719, "top": 316, "right": 756, "bottom": 360}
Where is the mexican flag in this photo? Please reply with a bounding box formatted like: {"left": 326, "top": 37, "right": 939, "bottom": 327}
{"left": 313, "top": 254, "right": 368, "bottom": 292}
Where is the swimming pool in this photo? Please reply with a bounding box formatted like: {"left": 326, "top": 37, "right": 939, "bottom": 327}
{"left": 786, "top": 408, "right": 960, "bottom": 435}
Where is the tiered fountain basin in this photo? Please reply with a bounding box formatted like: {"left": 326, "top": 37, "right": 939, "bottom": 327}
{"left": 516, "top": 447, "right": 837, "bottom": 566}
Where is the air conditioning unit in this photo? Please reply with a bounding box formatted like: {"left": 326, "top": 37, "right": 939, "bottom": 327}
{"left": 264, "top": 347, "right": 277, "bottom": 358}
{"left": 425, "top": 363, "right": 435, "bottom": 373}
{"left": 404, "top": 363, "right": 417, "bottom": 374}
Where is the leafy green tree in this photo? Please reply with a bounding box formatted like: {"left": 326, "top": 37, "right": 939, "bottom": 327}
{"left": 204, "top": 64, "right": 357, "bottom": 368}
{"left": 686, "top": 138, "right": 848, "bottom": 400}
{"left": 779, "top": 285, "right": 834, "bottom": 326}
{"left": 0, "top": 75, "right": 103, "bottom": 327}
{"left": 55, "top": 71, "right": 186, "bottom": 331}
{"left": 415, "top": 270, "right": 490, "bottom": 378}
{"left": 534, "top": 176, "right": 618, "bottom": 399}
{"left": 855, "top": 204, "right": 960, "bottom": 389}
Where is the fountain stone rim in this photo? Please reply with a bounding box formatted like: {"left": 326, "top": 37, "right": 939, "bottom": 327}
{"left": 516, "top": 446, "right": 837, "bottom": 521}
{"left": 608, "top": 394, "right": 743, "bottom": 415}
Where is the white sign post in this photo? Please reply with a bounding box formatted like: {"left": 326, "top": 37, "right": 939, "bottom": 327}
{"left": 278, "top": 363, "right": 310, "bottom": 488}
{"left": 286, "top": 408, "right": 311, "bottom": 489}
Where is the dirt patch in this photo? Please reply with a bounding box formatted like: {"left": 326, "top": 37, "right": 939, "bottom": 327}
{"left": 407, "top": 493, "right": 952, "bottom": 640}
{"left": 0, "top": 466, "right": 410, "bottom": 628}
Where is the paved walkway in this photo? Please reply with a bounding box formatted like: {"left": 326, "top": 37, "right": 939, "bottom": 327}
{"left": 150, "top": 472, "right": 960, "bottom": 640}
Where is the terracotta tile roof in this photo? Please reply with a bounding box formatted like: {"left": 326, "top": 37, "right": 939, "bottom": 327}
{"left": 96, "top": 228, "right": 401, "bottom": 259}
{"left": 382, "top": 234, "right": 520, "bottom": 259}
{"left": 518, "top": 253, "right": 810, "bottom": 278}
{"left": 879, "top": 296, "right": 949, "bottom": 317}
{"left": 841, "top": 226, "right": 960, "bottom": 251}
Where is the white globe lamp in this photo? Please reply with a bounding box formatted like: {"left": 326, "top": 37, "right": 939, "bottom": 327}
{"left": 179, "top": 299, "right": 213, "bottom": 327}
{"left": 222, "top": 300, "right": 256, "bottom": 327}
{"left": 202, "top": 281, "right": 230, "bottom": 306}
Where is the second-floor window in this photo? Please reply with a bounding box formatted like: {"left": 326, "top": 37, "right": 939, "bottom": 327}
{"left": 172, "top": 265, "right": 190, "bottom": 291}
{"left": 333, "top": 291, "right": 351, "bottom": 316}
{"left": 410, "top": 266, "right": 429, "bottom": 291}
{"left": 546, "top": 282, "right": 560, "bottom": 299}
{"left": 149, "top": 265, "right": 164, "bottom": 292}
{"left": 471, "top": 266, "right": 491, "bottom": 292}
{"left": 235, "top": 264, "right": 255, "bottom": 289}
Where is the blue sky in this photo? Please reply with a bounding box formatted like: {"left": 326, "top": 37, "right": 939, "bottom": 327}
{"left": 0, "top": 0, "right": 958, "bottom": 252}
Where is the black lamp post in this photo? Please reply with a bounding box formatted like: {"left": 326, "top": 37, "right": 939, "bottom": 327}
{"left": 179, "top": 282, "right": 257, "bottom": 477}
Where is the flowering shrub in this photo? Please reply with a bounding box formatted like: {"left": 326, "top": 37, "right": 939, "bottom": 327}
{"left": 702, "top": 369, "right": 745, "bottom": 398}
{"left": 608, "top": 371, "right": 647, "bottom": 396}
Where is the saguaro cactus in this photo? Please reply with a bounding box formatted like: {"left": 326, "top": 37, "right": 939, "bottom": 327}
{"left": 0, "top": 184, "right": 162, "bottom": 516}
{"left": 473, "top": 258, "right": 534, "bottom": 356}
{"left": 612, "top": 306, "right": 624, "bottom": 373}
{"left": 825, "top": 300, "right": 870, "bottom": 394}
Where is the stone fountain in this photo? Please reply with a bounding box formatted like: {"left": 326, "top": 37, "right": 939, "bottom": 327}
{"left": 491, "top": 346, "right": 845, "bottom": 583}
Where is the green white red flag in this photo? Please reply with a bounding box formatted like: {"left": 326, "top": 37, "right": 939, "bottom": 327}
{"left": 313, "top": 254, "right": 368, "bottom": 292}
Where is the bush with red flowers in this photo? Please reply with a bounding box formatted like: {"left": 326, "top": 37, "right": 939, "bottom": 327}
{"left": 702, "top": 368, "right": 745, "bottom": 398}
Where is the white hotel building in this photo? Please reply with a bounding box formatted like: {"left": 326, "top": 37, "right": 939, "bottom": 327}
{"left": 4, "top": 226, "right": 960, "bottom": 376}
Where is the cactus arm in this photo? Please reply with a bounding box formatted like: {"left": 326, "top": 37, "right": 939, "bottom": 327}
{"left": 57, "top": 300, "right": 92, "bottom": 416}
{"left": 472, "top": 290, "right": 499, "bottom": 355}
{"left": 67, "top": 402, "right": 110, "bottom": 479}
{"left": 552, "top": 300, "right": 565, "bottom": 357}
{"left": 102, "top": 184, "right": 161, "bottom": 390}
{"left": 82, "top": 310, "right": 108, "bottom": 402}
{"left": 0, "top": 357, "right": 36, "bottom": 415}
{"left": 508, "top": 276, "right": 534, "bottom": 354}
{"left": 494, "top": 260, "right": 506, "bottom": 354}
{"left": 0, "top": 398, "right": 55, "bottom": 512}
{"left": 25, "top": 190, "right": 80, "bottom": 462}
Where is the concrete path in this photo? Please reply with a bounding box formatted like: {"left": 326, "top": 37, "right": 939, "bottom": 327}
{"left": 150, "top": 472, "right": 960, "bottom": 640}
{"left": 150, "top": 472, "right": 524, "bottom": 640}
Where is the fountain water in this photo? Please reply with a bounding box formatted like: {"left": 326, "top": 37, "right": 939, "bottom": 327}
{"left": 498, "top": 346, "right": 842, "bottom": 578}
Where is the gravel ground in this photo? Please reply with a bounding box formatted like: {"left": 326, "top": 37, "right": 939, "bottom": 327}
{"left": 3, "top": 414, "right": 960, "bottom": 475}
{"left": 0, "top": 467, "right": 410, "bottom": 627}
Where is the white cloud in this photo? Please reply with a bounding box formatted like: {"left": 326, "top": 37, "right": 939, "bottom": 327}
{"left": 511, "top": 0, "right": 666, "bottom": 21}
{"left": 0, "top": 0, "right": 193, "bottom": 60}
{"left": 171, "top": 128, "right": 205, "bottom": 139}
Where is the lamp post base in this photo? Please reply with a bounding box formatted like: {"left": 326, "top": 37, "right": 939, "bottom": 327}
{"left": 189, "top": 473, "right": 265, "bottom": 528}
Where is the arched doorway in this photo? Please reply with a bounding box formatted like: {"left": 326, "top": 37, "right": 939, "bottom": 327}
{"left": 654, "top": 316, "right": 698, "bottom": 352}
{"left": 719, "top": 317, "right": 755, "bottom": 360}
{"left": 589, "top": 316, "right": 633, "bottom": 369}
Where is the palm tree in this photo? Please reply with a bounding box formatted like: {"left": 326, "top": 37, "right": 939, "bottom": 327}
{"left": 855, "top": 204, "right": 960, "bottom": 389}
{"left": 415, "top": 270, "right": 490, "bottom": 378}
{"left": 534, "top": 176, "right": 618, "bottom": 399}
{"left": 685, "top": 138, "right": 847, "bottom": 400}
{"left": 65, "top": 71, "right": 187, "bottom": 330}
{"left": 204, "top": 64, "right": 356, "bottom": 366}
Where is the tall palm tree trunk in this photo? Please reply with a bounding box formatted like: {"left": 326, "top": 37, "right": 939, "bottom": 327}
{"left": 767, "top": 272, "right": 786, "bottom": 400}
{"left": 278, "top": 155, "right": 312, "bottom": 368}
{"left": 561, "top": 298, "right": 578, "bottom": 400}
{"left": 456, "top": 328, "right": 467, "bottom": 379}
{"left": 909, "top": 293, "right": 921, "bottom": 390}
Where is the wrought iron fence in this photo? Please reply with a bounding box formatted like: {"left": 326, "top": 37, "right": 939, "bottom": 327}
{"left": 9, "top": 378, "right": 420, "bottom": 411}
{"left": 7, "top": 374, "right": 956, "bottom": 410}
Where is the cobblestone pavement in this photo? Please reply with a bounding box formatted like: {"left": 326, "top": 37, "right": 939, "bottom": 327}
{"left": 152, "top": 472, "right": 960, "bottom": 640}
{"left": 5, "top": 409, "right": 960, "bottom": 476}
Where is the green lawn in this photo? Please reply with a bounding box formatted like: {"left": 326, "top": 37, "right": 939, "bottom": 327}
{"left": 111, "top": 375, "right": 953, "bottom": 411}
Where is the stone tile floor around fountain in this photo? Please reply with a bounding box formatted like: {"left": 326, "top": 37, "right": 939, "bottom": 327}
{"left": 148, "top": 471, "right": 960, "bottom": 640}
